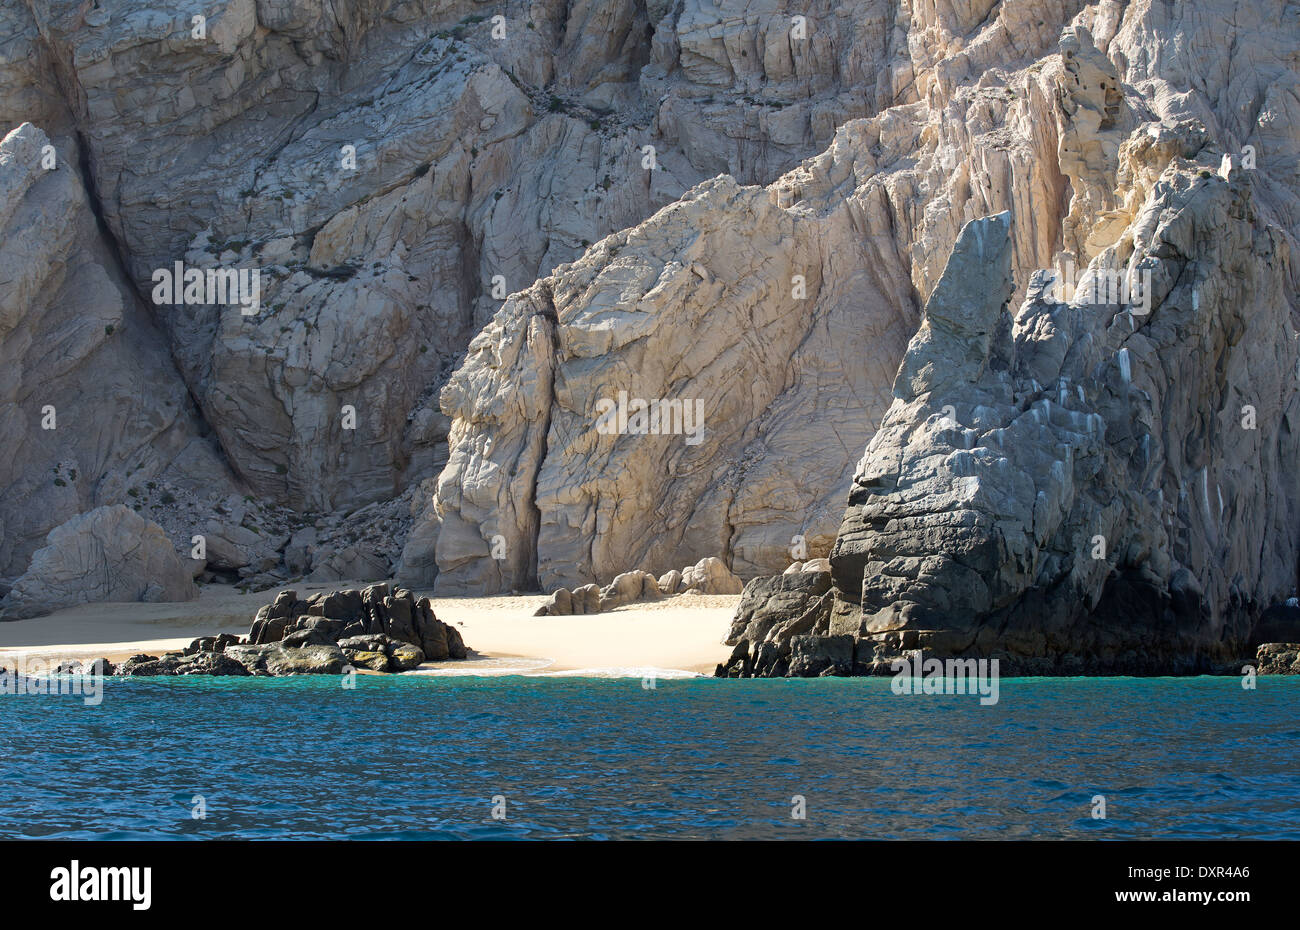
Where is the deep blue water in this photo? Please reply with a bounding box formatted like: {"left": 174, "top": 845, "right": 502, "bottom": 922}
{"left": 2, "top": 675, "right": 1296, "bottom": 839}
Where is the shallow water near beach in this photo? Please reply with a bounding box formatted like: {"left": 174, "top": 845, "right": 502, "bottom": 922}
{"left": 2, "top": 676, "right": 1297, "bottom": 840}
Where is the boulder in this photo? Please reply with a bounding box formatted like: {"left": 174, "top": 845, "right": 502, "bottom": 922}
{"left": 571, "top": 584, "right": 601, "bottom": 615}
{"left": 284, "top": 616, "right": 344, "bottom": 640}
{"left": 281, "top": 628, "right": 335, "bottom": 648}
{"left": 343, "top": 649, "right": 389, "bottom": 672}
{"left": 118, "top": 650, "right": 249, "bottom": 676}
{"left": 657, "top": 570, "right": 683, "bottom": 596}
{"left": 534, "top": 587, "right": 572, "bottom": 617}
{"left": 185, "top": 633, "right": 240, "bottom": 655}
{"left": 320, "top": 589, "right": 364, "bottom": 622}
{"left": 445, "top": 624, "right": 468, "bottom": 660}
{"left": 413, "top": 598, "right": 450, "bottom": 660}
{"left": 0, "top": 506, "right": 198, "bottom": 619}
{"left": 86, "top": 658, "right": 115, "bottom": 676}
{"left": 381, "top": 595, "right": 417, "bottom": 643}
{"left": 599, "top": 571, "right": 654, "bottom": 611}
{"left": 337, "top": 634, "right": 397, "bottom": 653}
{"left": 262, "top": 644, "right": 348, "bottom": 676}
{"left": 248, "top": 615, "right": 289, "bottom": 645}
{"left": 680, "top": 558, "right": 743, "bottom": 595}
{"left": 388, "top": 642, "right": 425, "bottom": 672}
{"left": 201, "top": 520, "right": 261, "bottom": 571}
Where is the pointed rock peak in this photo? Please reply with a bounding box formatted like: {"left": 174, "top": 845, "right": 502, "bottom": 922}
{"left": 924, "top": 211, "right": 1014, "bottom": 334}
{"left": 894, "top": 211, "right": 1014, "bottom": 399}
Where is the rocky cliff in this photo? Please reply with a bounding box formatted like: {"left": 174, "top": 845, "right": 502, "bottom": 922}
{"left": 729, "top": 191, "right": 1300, "bottom": 675}
{"left": 2, "top": 1, "right": 1299, "bottom": 647}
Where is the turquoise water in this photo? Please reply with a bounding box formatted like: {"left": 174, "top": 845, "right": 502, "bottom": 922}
{"left": 2, "top": 675, "right": 1297, "bottom": 839}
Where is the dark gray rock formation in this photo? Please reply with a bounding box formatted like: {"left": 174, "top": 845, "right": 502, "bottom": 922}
{"left": 119, "top": 651, "right": 250, "bottom": 677}
{"left": 724, "top": 174, "right": 1300, "bottom": 676}
{"left": 114, "top": 584, "right": 470, "bottom": 677}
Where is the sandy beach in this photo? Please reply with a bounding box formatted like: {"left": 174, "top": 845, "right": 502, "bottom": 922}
{"left": 0, "top": 581, "right": 739, "bottom": 676}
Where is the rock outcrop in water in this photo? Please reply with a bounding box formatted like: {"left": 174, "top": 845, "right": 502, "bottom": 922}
{"left": 116, "top": 584, "right": 471, "bottom": 676}
{"left": 1255, "top": 644, "right": 1300, "bottom": 675}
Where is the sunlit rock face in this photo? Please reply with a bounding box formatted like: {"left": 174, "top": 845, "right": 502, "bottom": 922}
{"left": 3, "top": 1, "right": 1300, "bottom": 641}
{"left": 415, "top": 3, "right": 1300, "bottom": 609}
{"left": 816, "top": 171, "right": 1298, "bottom": 676}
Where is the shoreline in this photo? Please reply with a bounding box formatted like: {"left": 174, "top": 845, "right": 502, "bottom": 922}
{"left": 0, "top": 582, "right": 739, "bottom": 677}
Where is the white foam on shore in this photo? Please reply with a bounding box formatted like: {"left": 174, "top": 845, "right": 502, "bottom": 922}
{"left": 403, "top": 659, "right": 703, "bottom": 680}
{"left": 405, "top": 656, "right": 556, "bottom": 676}
{"left": 533, "top": 666, "right": 703, "bottom": 680}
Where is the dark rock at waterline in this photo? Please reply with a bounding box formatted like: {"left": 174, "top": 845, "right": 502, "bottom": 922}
{"left": 346, "top": 649, "right": 390, "bottom": 671}
{"left": 725, "top": 571, "right": 832, "bottom": 647}
{"left": 113, "top": 585, "right": 470, "bottom": 677}
{"left": 788, "top": 634, "right": 855, "bottom": 678}
{"left": 1252, "top": 605, "right": 1300, "bottom": 647}
{"left": 714, "top": 640, "right": 751, "bottom": 678}
{"left": 337, "top": 633, "right": 427, "bottom": 673}
{"left": 46, "top": 658, "right": 115, "bottom": 676}
{"left": 237, "top": 584, "right": 466, "bottom": 673}
{"left": 185, "top": 633, "right": 240, "bottom": 655}
{"left": 445, "top": 623, "right": 468, "bottom": 660}
{"left": 389, "top": 642, "right": 425, "bottom": 671}
{"left": 118, "top": 651, "right": 250, "bottom": 676}
{"left": 223, "top": 642, "right": 347, "bottom": 676}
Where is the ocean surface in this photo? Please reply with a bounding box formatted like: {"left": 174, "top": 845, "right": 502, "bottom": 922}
{"left": 2, "top": 675, "right": 1297, "bottom": 840}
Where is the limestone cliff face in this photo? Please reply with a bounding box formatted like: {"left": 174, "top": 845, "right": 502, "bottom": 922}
{"left": 1, "top": 0, "right": 912, "bottom": 607}
{"left": 413, "top": 2, "right": 1300, "bottom": 604}
{"left": 0, "top": 122, "right": 233, "bottom": 583}
{"left": 3, "top": 0, "right": 1300, "bottom": 641}
{"left": 4, "top": 0, "right": 898, "bottom": 514}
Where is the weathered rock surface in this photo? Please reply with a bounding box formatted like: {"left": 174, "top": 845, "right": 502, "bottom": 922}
{"left": 119, "top": 650, "right": 250, "bottom": 677}
{"left": 0, "top": 122, "right": 235, "bottom": 582}
{"left": 240, "top": 583, "right": 468, "bottom": 665}
{"left": 733, "top": 173, "right": 1300, "bottom": 674}
{"left": 4, "top": 0, "right": 1300, "bottom": 646}
{"left": 113, "top": 584, "right": 469, "bottom": 676}
{"left": 413, "top": 4, "right": 1274, "bottom": 594}
{"left": 534, "top": 556, "right": 741, "bottom": 614}
{"left": 1255, "top": 643, "right": 1300, "bottom": 676}
{"left": 1, "top": 505, "right": 198, "bottom": 619}
{"left": 726, "top": 570, "right": 833, "bottom": 645}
